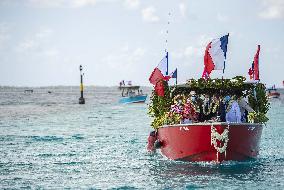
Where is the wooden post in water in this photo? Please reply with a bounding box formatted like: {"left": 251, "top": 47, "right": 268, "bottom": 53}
{"left": 79, "top": 65, "right": 85, "bottom": 104}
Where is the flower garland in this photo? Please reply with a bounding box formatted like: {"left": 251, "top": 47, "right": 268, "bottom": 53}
{"left": 183, "top": 99, "right": 197, "bottom": 120}
{"left": 202, "top": 101, "right": 219, "bottom": 115}
{"left": 202, "top": 101, "right": 212, "bottom": 115}
{"left": 211, "top": 102, "right": 219, "bottom": 114}
{"left": 211, "top": 124, "right": 230, "bottom": 161}
{"left": 225, "top": 100, "right": 235, "bottom": 113}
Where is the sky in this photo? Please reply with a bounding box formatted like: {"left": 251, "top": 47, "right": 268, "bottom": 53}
{"left": 0, "top": 0, "right": 283, "bottom": 87}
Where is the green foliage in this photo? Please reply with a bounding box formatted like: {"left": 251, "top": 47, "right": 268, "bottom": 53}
{"left": 248, "top": 83, "right": 270, "bottom": 114}
{"left": 248, "top": 112, "right": 269, "bottom": 124}
{"left": 148, "top": 81, "right": 173, "bottom": 129}
{"left": 151, "top": 112, "right": 182, "bottom": 130}
{"left": 148, "top": 77, "right": 270, "bottom": 129}
{"left": 248, "top": 83, "right": 270, "bottom": 123}
{"left": 173, "top": 76, "right": 253, "bottom": 97}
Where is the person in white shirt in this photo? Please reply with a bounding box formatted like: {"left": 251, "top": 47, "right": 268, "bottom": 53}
{"left": 226, "top": 97, "right": 242, "bottom": 123}
{"left": 238, "top": 97, "right": 254, "bottom": 122}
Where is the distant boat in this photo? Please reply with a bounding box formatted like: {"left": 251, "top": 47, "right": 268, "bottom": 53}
{"left": 24, "top": 89, "right": 33, "bottom": 93}
{"left": 267, "top": 85, "right": 280, "bottom": 98}
{"left": 119, "top": 85, "right": 147, "bottom": 104}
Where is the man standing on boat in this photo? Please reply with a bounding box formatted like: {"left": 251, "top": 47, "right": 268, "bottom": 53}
{"left": 226, "top": 96, "right": 242, "bottom": 123}
{"left": 238, "top": 97, "right": 254, "bottom": 122}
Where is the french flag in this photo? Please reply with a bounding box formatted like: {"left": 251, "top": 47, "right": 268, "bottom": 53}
{"left": 157, "top": 54, "right": 168, "bottom": 76}
{"left": 164, "top": 68, "right": 177, "bottom": 81}
{"left": 203, "top": 34, "right": 229, "bottom": 78}
{"left": 149, "top": 54, "right": 168, "bottom": 97}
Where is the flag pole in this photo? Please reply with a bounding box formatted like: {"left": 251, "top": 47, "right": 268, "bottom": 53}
{"left": 165, "top": 12, "right": 170, "bottom": 76}
{"left": 221, "top": 33, "right": 229, "bottom": 99}
{"left": 166, "top": 51, "right": 169, "bottom": 76}
{"left": 175, "top": 74, "right": 177, "bottom": 85}
{"left": 222, "top": 33, "right": 229, "bottom": 76}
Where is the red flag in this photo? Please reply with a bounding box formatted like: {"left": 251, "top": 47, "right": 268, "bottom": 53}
{"left": 248, "top": 68, "right": 254, "bottom": 80}
{"left": 203, "top": 42, "right": 214, "bottom": 77}
{"left": 154, "top": 80, "right": 164, "bottom": 96}
{"left": 149, "top": 68, "right": 165, "bottom": 96}
{"left": 149, "top": 68, "right": 163, "bottom": 84}
{"left": 163, "top": 76, "right": 171, "bottom": 81}
{"left": 202, "top": 69, "right": 210, "bottom": 80}
{"left": 254, "top": 45, "right": 260, "bottom": 80}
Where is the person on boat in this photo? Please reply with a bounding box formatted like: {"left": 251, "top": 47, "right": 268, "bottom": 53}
{"left": 238, "top": 97, "right": 254, "bottom": 122}
{"left": 218, "top": 95, "right": 230, "bottom": 122}
{"left": 128, "top": 90, "right": 135, "bottom": 97}
{"left": 198, "top": 94, "right": 218, "bottom": 122}
{"left": 120, "top": 80, "right": 125, "bottom": 87}
{"left": 210, "top": 94, "right": 220, "bottom": 121}
{"left": 182, "top": 91, "right": 199, "bottom": 124}
{"left": 226, "top": 96, "right": 242, "bottom": 123}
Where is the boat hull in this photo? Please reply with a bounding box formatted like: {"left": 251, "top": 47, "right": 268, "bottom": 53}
{"left": 268, "top": 92, "right": 280, "bottom": 98}
{"left": 157, "top": 123, "right": 263, "bottom": 162}
{"left": 119, "top": 95, "right": 147, "bottom": 104}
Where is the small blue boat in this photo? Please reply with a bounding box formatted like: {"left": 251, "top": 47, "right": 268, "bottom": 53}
{"left": 119, "top": 85, "right": 147, "bottom": 104}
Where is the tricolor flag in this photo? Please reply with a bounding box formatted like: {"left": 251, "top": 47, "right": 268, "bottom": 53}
{"left": 170, "top": 68, "right": 177, "bottom": 78}
{"left": 157, "top": 54, "right": 168, "bottom": 76}
{"left": 149, "top": 52, "right": 178, "bottom": 96}
{"left": 149, "top": 53, "right": 168, "bottom": 97}
{"left": 164, "top": 68, "right": 177, "bottom": 81}
{"left": 203, "top": 34, "right": 229, "bottom": 78}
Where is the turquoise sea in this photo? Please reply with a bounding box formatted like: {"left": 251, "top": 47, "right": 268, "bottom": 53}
{"left": 0, "top": 86, "right": 283, "bottom": 189}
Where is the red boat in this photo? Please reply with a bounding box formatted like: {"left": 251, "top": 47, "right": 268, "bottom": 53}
{"left": 267, "top": 86, "right": 280, "bottom": 98}
{"left": 155, "top": 122, "right": 263, "bottom": 162}
{"left": 268, "top": 91, "right": 280, "bottom": 98}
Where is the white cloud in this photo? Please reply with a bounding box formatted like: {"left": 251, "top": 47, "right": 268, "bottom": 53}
{"left": 28, "top": 0, "right": 115, "bottom": 8}
{"left": 43, "top": 48, "right": 59, "bottom": 57}
{"left": 124, "top": 0, "right": 139, "bottom": 10}
{"left": 217, "top": 13, "right": 229, "bottom": 22}
{"left": 28, "top": 0, "right": 66, "bottom": 7}
{"left": 35, "top": 28, "right": 53, "bottom": 39}
{"left": 6, "top": 0, "right": 139, "bottom": 9}
{"left": 18, "top": 28, "right": 53, "bottom": 51}
{"left": 18, "top": 39, "right": 38, "bottom": 51}
{"left": 71, "top": 0, "right": 97, "bottom": 8}
{"left": 102, "top": 46, "right": 146, "bottom": 70}
{"left": 16, "top": 28, "right": 59, "bottom": 58}
{"left": 141, "top": 6, "right": 160, "bottom": 23}
{"left": 172, "top": 34, "right": 211, "bottom": 60}
{"left": 0, "top": 23, "right": 10, "bottom": 49}
{"left": 179, "top": 3, "right": 186, "bottom": 17}
{"left": 259, "top": 0, "right": 284, "bottom": 19}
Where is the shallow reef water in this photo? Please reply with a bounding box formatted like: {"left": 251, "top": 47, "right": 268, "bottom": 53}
{"left": 0, "top": 87, "right": 283, "bottom": 189}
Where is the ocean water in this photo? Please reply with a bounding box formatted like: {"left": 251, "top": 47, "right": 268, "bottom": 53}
{"left": 0, "top": 86, "right": 283, "bottom": 189}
